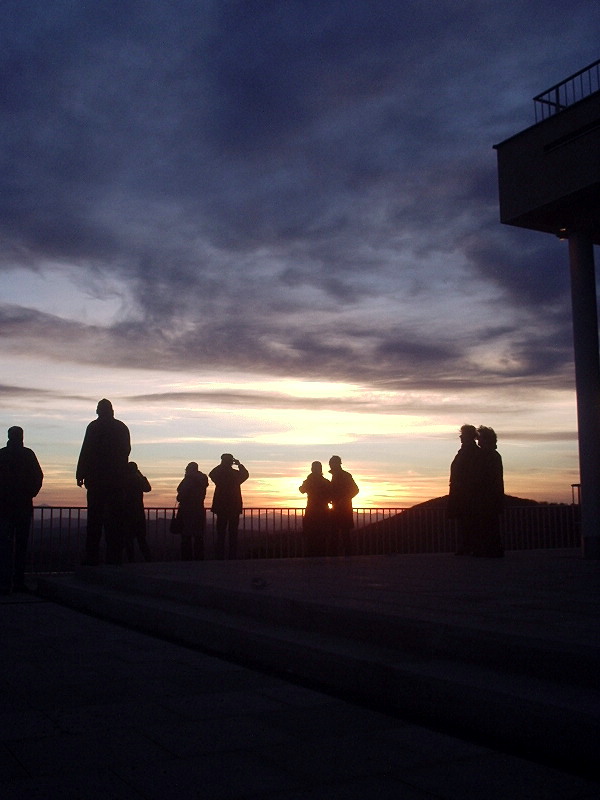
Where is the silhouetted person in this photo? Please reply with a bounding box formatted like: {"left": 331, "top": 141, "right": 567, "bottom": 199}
{"left": 299, "top": 461, "right": 332, "bottom": 556}
{"left": 447, "top": 424, "right": 481, "bottom": 555}
{"left": 0, "top": 427, "right": 43, "bottom": 593}
{"left": 475, "top": 426, "right": 505, "bottom": 557}
{"left": 209, "top": 454, "right": 249, "bottom": 559}
{"left": 124, "top": 462, "right": 152, "bottom": 562}
{"left": 328, "top": 455, "right": 359, "bottom": 556}
{"left": 176, "top": 462, "right": 209, "bottom": 560}
{"left": 76, "top": 399, "right": 131, "bottom": 565}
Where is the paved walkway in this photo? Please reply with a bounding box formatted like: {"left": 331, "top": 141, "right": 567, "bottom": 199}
{"left": 1, "top": 550, "right": 599, "bottom": 799}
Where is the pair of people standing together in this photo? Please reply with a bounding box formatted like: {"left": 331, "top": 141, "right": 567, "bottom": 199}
{"left": 299, "top": 456, "right": 359, "bottom": 556}
{"left": 447, "top": 424, "right": 504, "bottom": 557}
{"left": 175, "top": 454, "right": 249, "bottom": 561}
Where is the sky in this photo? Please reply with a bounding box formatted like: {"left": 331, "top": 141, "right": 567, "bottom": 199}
{"left": 1, "top": 1, "right": 598, "bottom": 509}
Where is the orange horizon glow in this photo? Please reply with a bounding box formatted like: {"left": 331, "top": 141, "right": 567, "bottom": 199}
{"left": 34, "top": 469, "right": 577, "bottom": 510}
{"left": 14, "top": 369, "right": 580, "bottom": 512}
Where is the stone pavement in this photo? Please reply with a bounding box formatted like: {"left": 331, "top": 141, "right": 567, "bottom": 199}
{"left": 0, "top": 549, "right": 598, "bottom": 799}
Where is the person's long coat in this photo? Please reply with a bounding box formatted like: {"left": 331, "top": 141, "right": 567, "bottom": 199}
{"left": 299, "top": 473, "right": 332, "bottom": 531}
{"left": 125, "top": 467, "right": 152, "bottom": 528}
{"left": 329, "top": 468, "right": 358, "bottom": 530}
{"left": 478, "top": 448, "right": 504, "bottom": 516}
{"left": 447, "top": 442, "right": 481, "bottom": 518}
{"left": 76, "top": 416, "right": 131, "bottom": 489}
{"left": 209, "top": 464, "right": 249, "bottom": 516}
{"left": 0, "top": 442, "right": 43, "bottom": 515}
{"left": 177, "top": 472, "right": 209, "bottom": 536}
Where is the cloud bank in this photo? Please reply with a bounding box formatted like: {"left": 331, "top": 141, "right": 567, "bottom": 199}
{"left": 0, "top": 1, "right": 596, "bottom": 504}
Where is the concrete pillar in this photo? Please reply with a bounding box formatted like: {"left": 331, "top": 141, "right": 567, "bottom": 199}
{"left": 568, "top": 231, "right": 600, "bottom": 558}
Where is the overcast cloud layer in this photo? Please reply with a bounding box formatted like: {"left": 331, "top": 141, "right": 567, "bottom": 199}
{"left": 0, "top": 2, "right": 598, "bottom": 505}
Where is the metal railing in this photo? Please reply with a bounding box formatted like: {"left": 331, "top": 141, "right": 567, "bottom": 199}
{"left": 534, "top": 59, "right": 600, "bottom": 122}
{"left": 26, "top": 503, "right": 580, "bottom": 574}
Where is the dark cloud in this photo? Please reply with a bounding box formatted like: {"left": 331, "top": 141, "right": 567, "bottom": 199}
{"left": 123, "top": 385, "right": 569, "bottom": 418}
{"left": 125, "top": 388, "right": 394, "bottom": 413}
{"left": 501, "top": 430, "right": 577, "bottom": 443}
{"left": 0, "top": 1, "right": 598, "bottom": 394}
{"left": 0, "top": 382, "right": 87, "bottom": 405}
{"left": 0, "top": 383, "right": 54, "bottom": 400}
{"left": 0, "top": 294, "right": 573, "bottom": 397}
{"left": 463, "top": 227, "right": 572, "bottom": 306}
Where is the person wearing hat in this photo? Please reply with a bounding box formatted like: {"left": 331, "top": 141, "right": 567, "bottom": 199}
{"left": 209, "top": 454, "right": 249, "bottom": 559}
{"left": 76, "top": 399, "right": 131, "bottom": 565}
{"left": 0, "top": 426, "right": 43, "bottom": 593}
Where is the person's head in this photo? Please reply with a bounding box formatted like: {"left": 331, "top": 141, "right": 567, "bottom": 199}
{"left": 459, "top": 424, "right": 477, "bottom": 445}
{"left": 220, "top": 453, "right": 235, "bottom": 466}
{"left": 7, "top": 426, "right": 24, "bottom": 446}
{"left": 477, "top": 426, "right": 497, "bottom": 449}
{"left": 185, "top": 461, "right": 199, "bottom": 475}
{"left": 310, "top": 461, "right": 323, "bottom": 474}
{"left": 96, "top": 399, "right": 114, "bottom": 418}
{"left": 329, "top": 455, "right": 342, "bottom": 470}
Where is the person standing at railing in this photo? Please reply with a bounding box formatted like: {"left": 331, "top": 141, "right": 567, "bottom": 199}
{"left": 176, "top": 462, "right": 209, "bottom": 560}
{"left": 0, "top": 426, "right": 43, "bottom": 593}
{"left": 447, "top": 424, "right": 481, "bottom": 556}
{"left": 474, "top": 426, "right": 505, "bottom": 558}
{"left": 209, "top": 454, "right": 249, "bottom": 559}
{"left": 328, "top": 455, "right": 359, "bottom": 556}
{"left": 76, "top": 399, "right": 131, "bottom": 566}
{"left": 124, "top": 462, "right": 153, "bottom": 562}
{"left": 299, "top": 461, "right": 332, "bottom": 557}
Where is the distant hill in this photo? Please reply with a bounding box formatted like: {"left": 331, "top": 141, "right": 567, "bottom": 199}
{"left": 409, "top": 494, "right": 543, "bottom": 511}
{"left": 358, "top": 495, "right": 578, "bottom": 554}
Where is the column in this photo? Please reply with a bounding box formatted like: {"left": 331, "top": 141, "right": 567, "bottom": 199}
{"left": 568, "top": 231, "right": 600, "bottom": 558}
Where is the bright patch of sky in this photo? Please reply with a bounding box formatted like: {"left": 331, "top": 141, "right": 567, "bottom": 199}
{"left": 0, "top": 266, "right": 128, "bottom": 325}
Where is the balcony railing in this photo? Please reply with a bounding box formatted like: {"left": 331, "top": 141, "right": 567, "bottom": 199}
{"left": 26, "top": 504, "right": 580, "bottom": 575}
{"left": 534, "top": 58, "right": 600, "bottom": 122}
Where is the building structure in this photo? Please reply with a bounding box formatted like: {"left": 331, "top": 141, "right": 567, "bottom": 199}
{"left": 495, "top": 59, "right": 600, "bottom": 558}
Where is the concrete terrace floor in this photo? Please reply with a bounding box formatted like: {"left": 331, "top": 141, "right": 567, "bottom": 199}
{"left": 0, "top": 548, "right": 599, "bottom": 799}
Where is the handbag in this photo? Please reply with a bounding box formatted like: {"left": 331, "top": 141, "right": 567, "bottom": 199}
{"left": 170, "top": 505, "right": 184, "bottom": 535}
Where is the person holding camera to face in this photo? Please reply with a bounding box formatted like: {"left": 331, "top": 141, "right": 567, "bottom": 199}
{"left": 209, "top": 454, "right": 249, "bottom": 559}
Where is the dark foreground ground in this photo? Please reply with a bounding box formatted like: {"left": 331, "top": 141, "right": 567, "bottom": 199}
{"left": 0, "top": 549, "right": 598, "bottom": 799}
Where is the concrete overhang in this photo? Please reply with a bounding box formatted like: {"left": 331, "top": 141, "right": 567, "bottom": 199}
{"left": 494, "top": 92, "right": 600, "bottom": 244}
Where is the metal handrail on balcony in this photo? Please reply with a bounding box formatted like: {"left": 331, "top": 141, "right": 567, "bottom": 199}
{"left": 534, "top": 58, "right": 600, "bottom": 122}
{"left": 26, "top": 503, "right": 580, "bottom": 575}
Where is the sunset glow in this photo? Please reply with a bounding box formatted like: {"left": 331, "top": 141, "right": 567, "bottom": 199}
{"left": 22, "top": 366, "right": 579, "bottom": 510}
{"left": 1, "top": 4, "right": 596, "bottom": 513}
